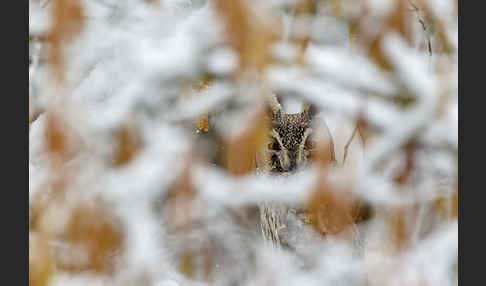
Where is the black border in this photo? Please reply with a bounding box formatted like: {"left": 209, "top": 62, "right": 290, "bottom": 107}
{"left": 459, "top": 0, "right": 479, "bottom": 285}
{"left": 6, "top": 0, "right": 29, "bottom": 284}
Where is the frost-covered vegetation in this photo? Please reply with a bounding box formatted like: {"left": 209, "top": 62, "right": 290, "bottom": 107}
{"left": 29, "top": 0, "right": 457, "bottom": 285}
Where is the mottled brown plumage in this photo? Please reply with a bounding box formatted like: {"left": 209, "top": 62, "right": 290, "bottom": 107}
{"left": 256, "top": 95, "right": 336, "bottom": 250}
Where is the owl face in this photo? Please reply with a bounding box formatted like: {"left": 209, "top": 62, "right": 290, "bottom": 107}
{"left": 267, "top": 111, "right": 317, "bottom": 173}
{"left": 255, "top": 95, "right": 335, "bottom": 174}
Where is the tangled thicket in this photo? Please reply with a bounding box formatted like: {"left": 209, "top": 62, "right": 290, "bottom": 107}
{"left": 29, "top": 0, "right": 458, "bottom": 285}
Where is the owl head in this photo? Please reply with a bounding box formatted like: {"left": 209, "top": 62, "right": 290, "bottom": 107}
{"left": 258, "top": 95, "right": 335, "bottom": 174}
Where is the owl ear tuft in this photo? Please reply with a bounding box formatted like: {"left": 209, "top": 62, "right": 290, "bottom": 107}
{"left": 267, "top": 93, "right": 282, "bottom": 119}
{"left": 302, "top": 102, "right": 318, "bottom": 119}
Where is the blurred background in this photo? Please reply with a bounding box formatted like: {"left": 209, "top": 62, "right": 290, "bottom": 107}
{"left": 29, "top": 0, "right": 458, "bottom": 285}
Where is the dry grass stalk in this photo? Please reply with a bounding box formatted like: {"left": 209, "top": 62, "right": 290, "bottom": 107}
{"left": 44, "top": 112, "right": 84, "bottom": 199}
{"left": 164, "top": 154, "right": 217, "bottom": 281}
{"left": 113, "top": 123, "right": 141, "bottom": 167}
{"left": 293, "top": 0, "right": 318, "bottom": 65}
{"left": 48, "top": 0, "right": 85, "bottom": 84}
{"left": 393, "top": 140, "right": 417, "bottom": 186}
{"left": 434, "top": 181, "right": 458, "bottom": 220}
{"left": 226, "top": 108, "right": 270, "bottom": 176}
{"left": 214, "top": 0, "right": 280, "bottom": 74}
{"left": 303, "top": 131, "right": 358, "bottom": 243}
{"left": 164, "top": 154, "right": 198, "bottom": 231}
{"left": 59, "top": 201, "right": 123, "bottom": 274}
{"left": 305, "top": 180, "right": 357, "bottom": 243}
{"left": 30, "top": 233, "right": 52, "bottom": 286}
{"left": 354, "top": 0, "right": 418, "bottom": 70}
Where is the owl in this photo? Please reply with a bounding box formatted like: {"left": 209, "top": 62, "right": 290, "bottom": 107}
{"left": 256, "top": 95, "right": 338, "bottom": 251}
{"left": 257, "top": 97, "right": 336, "bottom": 174}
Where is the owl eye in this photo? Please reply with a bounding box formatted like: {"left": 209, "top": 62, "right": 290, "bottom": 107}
{"left": 305, "top": 138, "right": 316, "bottom": 150}
{"left": 268, "top": 141, "right": 281, "bottom": 151}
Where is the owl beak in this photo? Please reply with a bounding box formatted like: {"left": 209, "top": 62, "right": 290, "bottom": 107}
{"left": 288, "top": 151, "right": 297, "bottom": 172}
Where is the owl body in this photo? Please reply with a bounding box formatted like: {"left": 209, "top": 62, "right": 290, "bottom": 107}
{"left": 256, "top": 96, "right": 335, "bottom": 251}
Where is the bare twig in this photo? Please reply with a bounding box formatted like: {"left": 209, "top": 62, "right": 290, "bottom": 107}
{"left": 409, "top": 0, "right": 432, "bottom": 57}
{"left": 343, "top": 122, "right": 359, "bottom": 165}
{"left": 41, "top": 0, "right": 52, "bottom": 8}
